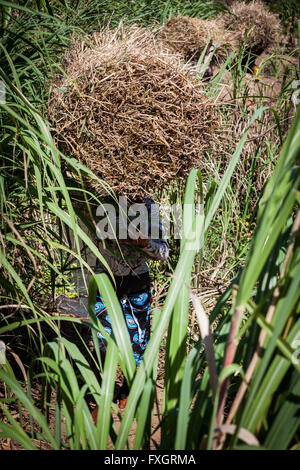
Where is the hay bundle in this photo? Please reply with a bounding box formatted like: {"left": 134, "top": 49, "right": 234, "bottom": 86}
{"left": 220, "top": 0, "right": 281, "bottom": 56}
{"left": 157, "top": 16, "right": 237, "bottom": 65}
{"left": 48, "top": 26, "right": 219, "bottom": 198}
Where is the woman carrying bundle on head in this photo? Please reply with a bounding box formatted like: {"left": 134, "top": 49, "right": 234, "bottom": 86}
{"left": 50, "top": 24, "right": 218, "bottom": 421}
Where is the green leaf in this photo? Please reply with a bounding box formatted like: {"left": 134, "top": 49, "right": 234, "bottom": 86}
{"left": 264, "top": 369, "right": 300, "bottom": 450}
{"left": 0, "top": 369, "right": 58, "bottom": 449}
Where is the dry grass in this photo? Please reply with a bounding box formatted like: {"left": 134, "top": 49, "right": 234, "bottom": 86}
{"left": 48, "top": 25, "right": 220, "bottom": 199}
{"left": 157, "top": 15, "right": 238, "bottom": 65}
{"left": 220, "top": 0, "right": 281, "bottom": 56}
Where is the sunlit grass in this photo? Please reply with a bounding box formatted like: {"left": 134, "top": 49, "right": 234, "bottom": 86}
{"left": 0, "top": 0, "right": 299, "bottom": 451}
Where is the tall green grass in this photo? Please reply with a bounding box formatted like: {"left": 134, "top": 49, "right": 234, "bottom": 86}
{"left": 0, "top": 0, "right": 299, "bottom": 451}
{"left": 1, "top": 103, "right": 299, "bottom": 449}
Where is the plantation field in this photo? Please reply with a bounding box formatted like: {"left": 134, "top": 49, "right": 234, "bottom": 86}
{"left": 0, "top": 0, "right": 300, "bottom": 451}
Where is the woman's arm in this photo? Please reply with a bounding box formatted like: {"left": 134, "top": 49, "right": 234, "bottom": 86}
{"left": 130, "top": 237, "right": 169, "bottom": 261}
{"left": 128, "top": 198, "right": 169, "bottom": 261}
{"left": 141, "top": 238, "right": 169, "bottom": 261}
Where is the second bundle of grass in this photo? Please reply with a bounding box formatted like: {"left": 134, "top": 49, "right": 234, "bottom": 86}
{"left": 220, "top": 0, "right": 281, "bottom": 57}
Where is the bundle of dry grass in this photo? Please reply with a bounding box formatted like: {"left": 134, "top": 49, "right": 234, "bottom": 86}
{"left": 48, "top": 26, "right": 220, "bottom": 198}
{"left": 157, "top": 16, "right": 237, "bottom": 65}
{"left": 220, "top": 0, "right": 281, "bottom": 57}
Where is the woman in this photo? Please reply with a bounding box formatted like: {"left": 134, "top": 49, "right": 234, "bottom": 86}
{"left": 92, "top": 196, "right": 169, "bottom": 417}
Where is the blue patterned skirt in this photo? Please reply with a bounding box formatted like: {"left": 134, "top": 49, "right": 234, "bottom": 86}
{"left": 94, "top": 287, "right": 152, "bottom": 365}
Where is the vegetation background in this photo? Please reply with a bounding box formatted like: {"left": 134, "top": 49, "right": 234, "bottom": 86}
{"left": 0, "top": 0, "right": 299, "bottom": 450}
